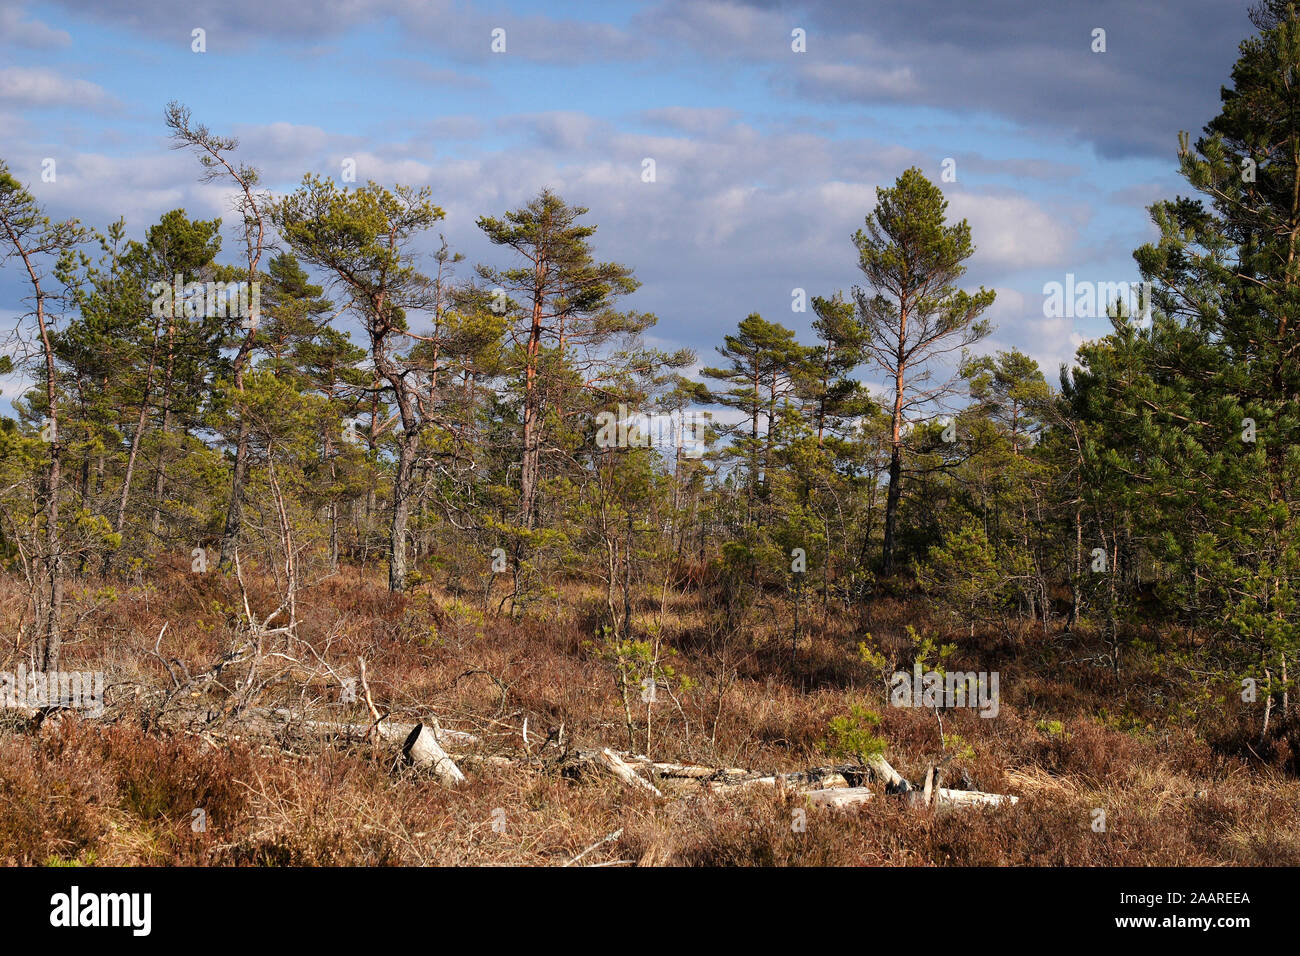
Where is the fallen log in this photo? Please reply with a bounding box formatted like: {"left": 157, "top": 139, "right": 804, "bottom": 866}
{"left": 933, "top": 787, "right": 1019, "bottom": 809}
{"left": 638, "top": 753, "right": 1018, "bottom": 812}
{"left": 151, "top": 701, "right": 1023, "bottom": 809}
{"left": 706, "top": 769, "right": 850, "bottom": 793}
{"left": 865, "top": 754, "right": 912, "bottom": 793}
{"left": 403, "top": 722, "right": 467, "bottom": 785}
{"left": 802, "top": 787, "right": 873, "bottom": 809}
{"left": 263, "top": 708, "right": 480, "bottom": 750}
{"left": 597, "top": 747, "right": 663, "bottom": 798}
{"left": 627, "top": 759, "right": 749, "bottom": 779}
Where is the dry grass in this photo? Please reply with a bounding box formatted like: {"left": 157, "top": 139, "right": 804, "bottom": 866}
{"left": 2, "top": 561, "right": 1298, "bottom": 866}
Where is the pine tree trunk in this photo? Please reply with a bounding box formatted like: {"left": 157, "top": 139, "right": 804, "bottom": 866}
{"left": 151, "top": 404, "right": 171, "bottom": 537}
{"left": 388, "top": 435, "right": 417, "bottom": 592}
{"left": 882, "top": 342, "right": 906, "bottom": 577}
{"left": 520, "top": 267, "right": 545, "bottom": 530}
{"left": 329, "top": 502, "right": 339, "bottom": 574}
{"left": 38, "top": 297, "right": 61, "bottom": 670}
{"left": 217, "top": 417, "right": 250, "bottom": 570}
{"left": 151, "top": 318, "right": 176, "bottom": 537}
{"left": 521, "top": 394, "right": 540, "bottom": 528}
{"left": 43, "top": 442, "right": 62, "bottom": 671}
{"left": 882, "top": 443, "right": 903, "bottom": 576}
{"left": 105, "top": 317, "right": 161, "bottom": 575}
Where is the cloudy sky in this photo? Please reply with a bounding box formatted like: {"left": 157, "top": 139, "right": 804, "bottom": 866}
{"left": 0, "top": 0, "right": 1260, "bottom": 415}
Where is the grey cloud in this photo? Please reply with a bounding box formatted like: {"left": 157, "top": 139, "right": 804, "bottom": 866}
{"left": 37, "top": 0, "right": 1260, "bottom": 159}
{"left": 507, "top": 112, "right": 607, "bottom": 152}
{"left": 45, "top": 0, "right": 385, "bottom": 44}
{"left": 956, "top": 154, "right": 1085, "bottom": 183}
{"left": 759, "top": 0, "right": 1256, "bottom": 158}
{"left": 640, "top": 0, "right": 1254, "bottom": 159}
{"left": 46, "top": 0, "right": 652, "bottom": 64}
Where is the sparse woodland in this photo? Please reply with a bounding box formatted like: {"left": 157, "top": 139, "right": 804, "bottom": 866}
{"left": 4, "top": 4, "right": 1300, "bottom": 867}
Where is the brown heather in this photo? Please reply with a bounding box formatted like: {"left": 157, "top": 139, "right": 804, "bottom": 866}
{"left": 1, "top": 562, "right": 1297, "bottom": 867}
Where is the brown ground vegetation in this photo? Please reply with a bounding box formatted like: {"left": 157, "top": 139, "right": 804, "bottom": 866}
{"left": 2, "top": 562, "right": 1297, "bottom": 867}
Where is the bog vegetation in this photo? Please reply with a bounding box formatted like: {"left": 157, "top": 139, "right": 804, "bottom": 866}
{"left": 2, "top": 2, "right": 1300, "bottom": 866}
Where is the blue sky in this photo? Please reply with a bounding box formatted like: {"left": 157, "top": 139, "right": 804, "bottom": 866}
{"left": 0, "top": 0, "right": 1259, "bottom": 418}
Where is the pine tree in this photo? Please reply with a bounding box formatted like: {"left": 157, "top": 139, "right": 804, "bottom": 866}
{"left": 852, "top": 167, "right": 995, "bottom": 576}
{"left": 274, "top": 175, "right": 447, "bottom": 592}
{"left": 0, "top": 160, "right": 85, "bottom": 669}
{"left": 802, "top": 292, "right": 872, "bottom": 448}
{"left": 701, "top": 312, "right": 807, "bottom": 525}
{"left": 1064, "top": 1, "right": 1300, "bottom": 691}
{"left": 165, "top": 102, "right": 271, "bottom": 572}
{"left": 477, "top": 190, "right": 656, "bottom": 531}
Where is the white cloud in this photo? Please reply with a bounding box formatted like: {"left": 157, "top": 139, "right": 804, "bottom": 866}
{"left": 5, "top": 113, "right": 1096, "bottom": 395}
{"left": 947, "top": 192, "right": 1074, "bottom": 271}
{"left": 513, "top": 112, "right": 603, "bottom": 152}
{"left": 980, "top": 288, "right": 1085, "bottom": 377}
{"left": 0, "top": 67, "right": 115, "bottom": 109}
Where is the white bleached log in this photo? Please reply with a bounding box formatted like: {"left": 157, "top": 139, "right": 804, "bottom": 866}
{"left": 597, "top": 747, "right": 664, "bottom": 798}
{"left": 933, "top": 788, "right": 1019, "bottom": 809}
{"left": 266, "top": 708, "right": 479, "bottom": 750}
{"left": 865, "top": 754, "right": 912, "bottom": 793}
{"left": 403, "top": 722, "right": 466, "bottom": 785}
{"left": 802, "top": 787, "right": 874, "bottom": 808}
{"left": 706, "top": 770, "right": 849, "bottom": 792}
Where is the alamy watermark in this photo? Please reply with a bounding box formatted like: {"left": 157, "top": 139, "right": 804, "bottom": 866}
{"left": 890, "top": 663, "right": 999, "bottom": 718}
{"left": 1042, "top": 274, "right": 1151, "bottom": 324}
{"left": 50, "top": 886, "right": 151, "bottom": 936}
{"left": 1, "top": 665, "right": 104, "bottom": 716}
{"left": 595, "top": 404, "right": 710, "bottom": 459}
{"left": 149, "top": 273, "right": 261, "bottom": 326}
